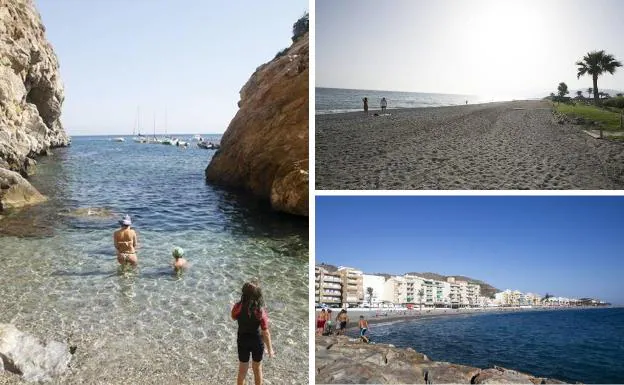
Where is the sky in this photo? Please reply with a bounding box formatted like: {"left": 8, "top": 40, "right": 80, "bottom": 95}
{"left": 316, "top": 0, "right": 624, "bottom": 100}
{"left": 36, "top": 0, "right": 307, "bottom": 135}
{"left": 316, "top": 196, "right": 624, "bottom": 305}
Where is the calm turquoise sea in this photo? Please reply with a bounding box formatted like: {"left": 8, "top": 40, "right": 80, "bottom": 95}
{"left": 0, "top": 135, "right": 308, "bottom": 384}
{"left": 353, "top": 308, "right": 624, "bottom": 384}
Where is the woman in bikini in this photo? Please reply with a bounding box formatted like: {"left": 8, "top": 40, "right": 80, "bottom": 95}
{"left": 113, "top": 215, "right": 138, "bottom": 266}
{"left": 231, "top": 282, "right": 275, "bottom": 385}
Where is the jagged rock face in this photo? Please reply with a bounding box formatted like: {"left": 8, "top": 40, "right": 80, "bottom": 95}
{"left": 0, "top": 0, "right": 68, "bottom": 176}
{"left": 206, "top": 33, "right": 308, "bottom": 216}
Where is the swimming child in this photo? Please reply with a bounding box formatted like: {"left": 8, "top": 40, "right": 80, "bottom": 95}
{"left": 171, "top": 247, "right": 188, "bottom": 272}
{"left": 231, "top": 282, "right": 275, "bottom": 385}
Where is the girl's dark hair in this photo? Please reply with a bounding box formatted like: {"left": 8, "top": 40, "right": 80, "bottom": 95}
{"left": 240, "top": 282, "right": 264, "bottom": 316}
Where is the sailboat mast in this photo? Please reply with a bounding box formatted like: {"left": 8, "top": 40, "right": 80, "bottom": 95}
{"left": 137, "top": 106, "right": 141, "bottom": 135}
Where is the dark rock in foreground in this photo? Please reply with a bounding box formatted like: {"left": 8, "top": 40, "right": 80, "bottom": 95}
{"left": 315, "top": 336, "right": 566, "bottom": 384}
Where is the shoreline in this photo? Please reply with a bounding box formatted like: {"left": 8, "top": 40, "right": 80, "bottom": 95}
{"left": 315, "top": 98, "right": 531, "bottom": 116}
{"left": 317, "top": 305, "right": 613, "bottom": 331}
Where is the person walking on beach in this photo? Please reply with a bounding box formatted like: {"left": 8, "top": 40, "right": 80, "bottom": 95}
{"left": 362, "top": 97, "right": 369, "bottom": 113}
{"left": 336, "top": 309, "right": 349, "bottom": 335}
{"left": 380, "top": 97, "right": 387, "bottom": 113}
{"left": 231, "top": 282, "right": 275, "bottom": 385}
{"left": 316, "top": 309, "right": 327, "bottom": 336}
{"left": 358, "top": 315, "right": 369, "bottom": 343}
{"left": 113, "top": 214, "right": 138, "bottom": 267}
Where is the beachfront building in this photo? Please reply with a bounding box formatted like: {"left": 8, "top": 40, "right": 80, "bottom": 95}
{"left": 362, "top": 274, "right": 386, "bottom": 307}
{"left": 315, "top": 265, "right": 343, "bottom": 306}
{"left": 337, "top": 266, "right": 364, "bottom": 307}
{"left": 524, "top": 293, "right": 542, "bottom": 306}
{"left": 383, "top": 276, "right": 407, "bottom": 305}
{"left": 466, "top": 283, "right": 481, "bottom": 307}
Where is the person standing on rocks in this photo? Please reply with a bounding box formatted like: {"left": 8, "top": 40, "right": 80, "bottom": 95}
{"left": 380, "top": 97, "right": 387, "bottom": 113}
{"left": 358, "top": 315, "right": 369, "bottom": 341}
{"left": 336, "top": 309, "right": 349, "bottom": 335}
{"left": 231, "top": 281, "right": 275, "bottom": 385}
{"left": 113, "top": 214, "right": 138, "bottom": 267}
{"left": 362, "top": 97, "right": 369, "bottom": 113}
{"left": 316, "top": 308, "right": 327, "bottom": 335}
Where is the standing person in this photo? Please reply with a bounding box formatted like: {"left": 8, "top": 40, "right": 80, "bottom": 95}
{"left": 380, "top": 97, "right": 387, "bottom": 112}
{"left": 362, "top": 97, "right": 369, "bottom": 113}
{"left": 325, "top": 309, "right": 334, "bottom": 335}
{"left": 358, "top": 315, "right": 369, "bottom": 342}
{"left": 336, "top": 309, "right": 349, "bottom": 335}
{"left": 171, "top": 247, "right": 188, "bottom": 272}
{"left": 316, "top": 308, "right": 327, "bottom": 336}
{"left": 231, "top": 282, "right": 275, "bottom": 385}
{"left": 113, "top": 214, "right": 138, "bottom": 267}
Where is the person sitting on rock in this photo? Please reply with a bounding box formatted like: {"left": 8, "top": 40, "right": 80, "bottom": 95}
{"left": 171, "top": 247, "right": 188, "bottom": 272}
{"left": 113, "top": 214, "right": 138, "bottom": 267}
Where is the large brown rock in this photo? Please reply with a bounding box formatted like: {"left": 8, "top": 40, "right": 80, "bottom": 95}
{"left": 0, "top": 0, "right": 68, "bottom": 213}
{"left": 0, "top": 167, "right": 46, "bottom": 209}
{"left": 205, "top": 32, "right": 308, "bottom": 216}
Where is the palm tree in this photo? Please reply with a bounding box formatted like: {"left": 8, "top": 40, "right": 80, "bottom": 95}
{"left": 576, "top": 50, "right": 622, "bottom": 104}
{"left": 417, "top": 289, "right": 424, "bottom": 311}
{"left": 576, "top": 90, "right": 583, "bottom": 99}
{"left": 587, "top": 88, "right": 593, "bottom": 98}
{"left": 366, "top": 287, "right": 374, "bottom": 308}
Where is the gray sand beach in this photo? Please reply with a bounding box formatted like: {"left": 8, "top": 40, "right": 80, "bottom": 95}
{"left": 315, "top": 100, "right": 624, "bottom": 190}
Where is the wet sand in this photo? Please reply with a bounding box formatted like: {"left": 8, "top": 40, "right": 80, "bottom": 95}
{"left": 315, "top": 100, "right": 624, "bottom": 190}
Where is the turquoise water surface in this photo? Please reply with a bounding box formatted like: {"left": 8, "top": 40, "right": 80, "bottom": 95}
{"left": 0, "top": 136, "right": 309, "bottom": 384}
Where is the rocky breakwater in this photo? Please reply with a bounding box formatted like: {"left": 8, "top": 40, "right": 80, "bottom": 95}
{"left": 316, "top": 336, "right": 566, "bottom": 384}
{"left": 206, "top": 17, "right": 309, "bottom": 216}
{"left": 0, "top": 0, "right": 68, "bottom": 212}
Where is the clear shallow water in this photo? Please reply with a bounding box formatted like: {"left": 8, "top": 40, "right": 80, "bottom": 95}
{"left": 0, "top": 136, "right": 308, "bottom": 384}
{"left": 351, "top": 308, "right": 624, "bottom": 384}
{"left": 316, "top": 87, "right": 491, "bottom": 114}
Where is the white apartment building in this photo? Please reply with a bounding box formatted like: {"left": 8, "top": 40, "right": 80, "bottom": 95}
{"left": 315, "top": 266, "right": 342, "bottom": 305}
{"left": 337, "top": 266, "right": 364, "bottom": 306}
{"left": 383, "top": 276, "right": 406, "bottom": 304}
{"left": 362, "top": 274, "right": 386, "bottom": 306}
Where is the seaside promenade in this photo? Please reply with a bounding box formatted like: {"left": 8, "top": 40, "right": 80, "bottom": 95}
{"left": 315, "top": 100, "right": 624, "bottom": 190}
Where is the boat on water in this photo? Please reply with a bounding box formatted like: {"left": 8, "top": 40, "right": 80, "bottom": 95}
{"left": 132, "top": 107, "right": 146, "bottom": 143}
{"left": 112, "top": 137, "right": 125, "bottom": 142}
{"left": 192, "top": 134, "right": 202, "bottom": 141}
{"left": 197, "top": 141, "right": 220, "bottom": 150}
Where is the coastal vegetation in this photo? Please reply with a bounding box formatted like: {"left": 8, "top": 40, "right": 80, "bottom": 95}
{"left": 575, "top": 50, "right": 622, "bottom": 105}
{"left": 555, "top": 103, "right": 622, "bottom": 131}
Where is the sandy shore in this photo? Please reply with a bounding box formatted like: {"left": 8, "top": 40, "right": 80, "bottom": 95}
{"left": 315, "top": 100, "right": 624, "bottom": 189}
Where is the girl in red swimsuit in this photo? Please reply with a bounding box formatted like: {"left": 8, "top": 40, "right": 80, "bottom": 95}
{"left": 231, "top": 282, "right": 275, "bottom": 385}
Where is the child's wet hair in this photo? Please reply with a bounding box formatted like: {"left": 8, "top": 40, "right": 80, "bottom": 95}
{"left": 241, "top": 281, "right": 265, "bottom": 310}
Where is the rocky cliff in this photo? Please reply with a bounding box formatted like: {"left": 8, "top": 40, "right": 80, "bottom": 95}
{"left": 0, "top": 0, "right": 68, "bottom": 211}
{"left": 316, "top": 336, "right": 566, "bottom": 384}
{"left": 205, "top": 30, "right": 309, "bottom": 216}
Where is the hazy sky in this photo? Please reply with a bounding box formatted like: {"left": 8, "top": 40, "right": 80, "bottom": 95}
{"left": 37, "top": 0, "right": 307, "bottom": 135}
{"left": 316, "top": 0, "right": 624, "bottom": 99}
{"left": 316, "top": 196, "right": 624, "bottom": 305}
